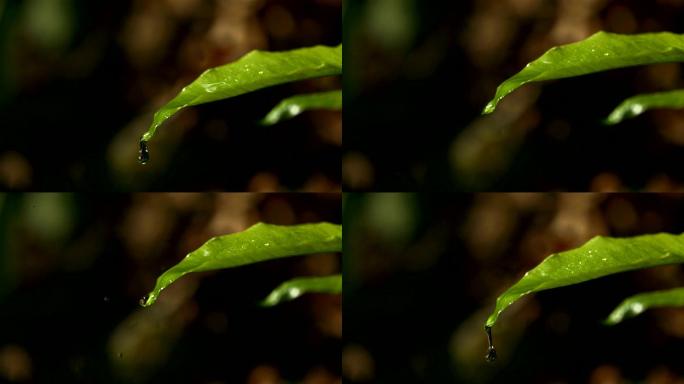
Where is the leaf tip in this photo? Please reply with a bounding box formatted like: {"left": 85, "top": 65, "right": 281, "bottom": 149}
{"left": 603, "top": 111, "right": 623, "bottom": 126}
{"left": 482, "top": 101, "right": 497, "bottom": 115}
{"left": 602, "top": 117, "right": 618, "bottom": 126}
{"left": 259, "top": 297, "right": 277, "bottom": 307}
{"left": 259, "top": 287, "right": 281, "bottom": 307}
{"left": 602, "top": 317, "right": 618, "bottom": 326}
{"left": 602, "top": 309, "right": 626, "bottom": 326}
{"left": 139, "top": 294, "right": 150, "bottom": 307}
{"left": 259, "top": 116, "right": 277, "bottom": 126}
{"left": 485, "top": 314, "right": 497, "bottom": 329}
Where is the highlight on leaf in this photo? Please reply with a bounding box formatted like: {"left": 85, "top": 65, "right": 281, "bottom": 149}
{"left": 604, "top": 287, "right": 684, "bottom": 325}
{"left": 260, "top": 90, "right": 342, "bottom": 126}
{"left": 483, "top": 31, "right": 684, "bottom": 114}
{"left": 486, "top": 232, "right": 684, "bottom": 329}
{"left": 141, "top": 44, "right": 342, "bottom": 144}
{"left": 141, "top": 222, "right": 342, "bottom": 307}
{"left": 604, "top": 89, "right": 684, "bottom": 125}
{"left": 261, "top": 274, "right": 342, "bottom": 307}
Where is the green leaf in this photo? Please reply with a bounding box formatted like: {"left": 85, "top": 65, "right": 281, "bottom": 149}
{"left": 142, "top": 222, "right": 342, "bottom": 307}
{"left": 605, "top": 89, "right": 684, "bottom": 125}
{"left": 483, "top": 31, "right": 684, "bottom": 114}
{"left": 604, "top": 287, "right": 684, "bottom": 325}
{"left": 486, "top": 232, "right": 684, "bottom": 328}
{"left": 142, "top": 44, "right": 342, "bottom": 143}
{"left": 260, "top": 90, "right": 342, "bottom": 126}
{"left": 261, "top": 274, "right": 342, "bottom": 306}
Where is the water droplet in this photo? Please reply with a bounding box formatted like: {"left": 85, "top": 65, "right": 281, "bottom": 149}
{"left": 139, "top": 295, "right": 148, "bottom": 307}
{"left": 485, "top": 326, "right": 497, "bottom": 363}
{"left": 631, "top": 302, "right": 644, "bottom": 314}
{"left": 630, "top": 104, "right": 644, "bottom": 115}
{"left": 103, "top": 296, "right": 110, "bottom": 302}
{"left": 138, "top": 141, "right": 149, "bottom": 164}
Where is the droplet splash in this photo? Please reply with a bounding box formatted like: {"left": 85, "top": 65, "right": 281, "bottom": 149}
{"left": 138, "top": 141, "right": 149, "bottom": 164}
{"left": 485, "top": 326, "right": 497, "bottom": 363}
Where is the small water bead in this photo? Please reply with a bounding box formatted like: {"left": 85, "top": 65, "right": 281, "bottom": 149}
{"left": 139, "top": 295, "right": 148, "bottom": 307}
{"left": 138, "top": 141, "right": 150, "bottom": 164}
{"left": 630, "top": 302, "right": 644, "bottom": 314}
{"left": 630, "top": 104, "right": 644, "bottom": 115}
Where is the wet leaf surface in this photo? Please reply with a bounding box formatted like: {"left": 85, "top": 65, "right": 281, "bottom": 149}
{"left": 483, "top": 32, "right": 684, "bottom": 114}
{"left": 142, "top": 222, "right": 342, "bottom": 307}
{"left": 142, "top": 44, "right": 342, "bottom": 143}
{"left": 487, "top": 232, "right": 684, "bottom": 328}
{"left": 605, "top": 89, "right": 684, "bottom": 124}
{"left": 605, "top": 287, "right": 684, "bottom": 325}
{"left": 261, "top": 274, "right": 341, "bottom": 306}
{"left": 260, "top": 90, "right": 342, "bottom": 126}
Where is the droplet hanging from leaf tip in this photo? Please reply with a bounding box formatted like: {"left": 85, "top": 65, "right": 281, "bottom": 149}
{"left": 485, "top": 346, "right": 497, "bottom": 363}
{"left": 138, "top": 141, "right": 149, "bottom": 164}
{"left": 485, "top": 326, "right": 497, "bottom": 363}
{"left": 139, "top": 295, "right": 148, "bottom": 307}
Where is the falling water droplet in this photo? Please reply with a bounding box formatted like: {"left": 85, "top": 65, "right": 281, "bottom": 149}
{"left": 138, "top": 141, "right": 149, "bottom": 164}
{"left": 485, "top": 326, "right": 497, "bottom": 363}
{"left": 139, "top": 295, "right": 148, "bottom": 307}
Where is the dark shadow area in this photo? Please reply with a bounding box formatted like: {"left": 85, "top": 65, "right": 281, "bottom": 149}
{"left": 344, "top": 193, "right": 684, "bottom": 383}
{"left": 0, "top": 0, "right": 341, "bottom": 191}
{"left": 344, "top": 0, "right": 684, "bottom": 191}
{"left": 0, "top": 193, "right": 341, "bottom": 383}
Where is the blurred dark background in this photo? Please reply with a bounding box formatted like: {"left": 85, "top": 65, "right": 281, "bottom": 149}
{"left": 344, "top": 193, "right": 684, "bottom": 383}
{"left": 0, "top": 193, "right": 341, "bottom": 383}
{"left": 344, "top": 0, "right": 684, "bottom": 191}
{"left": 0, "top": 0, "right": 341, "bottom": 191}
